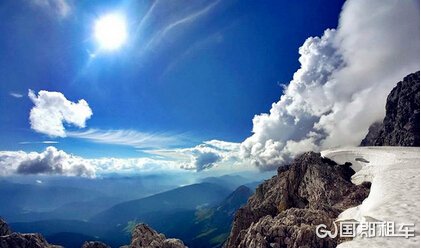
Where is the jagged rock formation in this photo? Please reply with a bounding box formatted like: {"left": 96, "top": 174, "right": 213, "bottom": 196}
{"left": 0, "top": 219, "right": 187, "bottom": 248}
{"left": 0, "top": 219, "right": 11, "bottom": 236}
{"left": 224, "top": 152, "right": 371, "bottom": 248}
{"left": 122, "top": 223, "right": 187, "bottom": 248}
{"left": 361, "top": 71, "right": 420, "bottom": 146}
{"left": 0, "top": 233, "right": 61, "bottom": 248}
{"left": 0, "top": 218, "right": 61, "bottom": 248}
{"left": 81, "top": 241, "right": 110, "bottom": 248}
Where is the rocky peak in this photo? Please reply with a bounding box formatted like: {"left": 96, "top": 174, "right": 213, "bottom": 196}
{"left": 361, "top": 71, "right": 420, "bottom": 146}
{"left": 122, "top": 223, "right": 187, "bottom": 248}
{"left": 0, "top": 218, "right": 62, "bottom": 248}
{"left": 225, "top": 152, "right": 370, "bottom": 248}
{"left": 0, "top": 233, "right": 61, "bottom": 248}
{"left": 0, "top": 219, "right": 11, "bottom": 236}
{"left": 81, "top": 241, "right": 110, "bottom": 248}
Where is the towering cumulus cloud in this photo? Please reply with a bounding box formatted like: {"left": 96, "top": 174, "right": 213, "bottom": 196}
{"left": 29, "top": 90, "right": 93, "bottom": 137}
{"left": 241, "top": 0, "right": 420, "bottom": 170}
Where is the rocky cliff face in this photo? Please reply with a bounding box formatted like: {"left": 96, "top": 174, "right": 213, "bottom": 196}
{"left": 0, "top": 219, "right": 61, "bottom": 248}
{"left": 224, "top": 152, "right": 371, "bottom": 248}
{"left": 0, "top": 220, "right": 11, "bottom": 237}
{"left": 0, "top": 233, "right": 62, "bottom": 248}
{"left": 361, "top": 71, "right": 420, "bottom": 146}
{"left": 0, "top": 219, "right": 186, "bottom": 248}
{"left": 122, "top": 223, "right": 187, "bottom": 248}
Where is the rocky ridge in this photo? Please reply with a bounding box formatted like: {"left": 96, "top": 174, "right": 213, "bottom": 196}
{"left": 224, "top": 152, "right": 371, "bottom": 248}
{"left": 361, "top": 71, "right": 420, "bottom": 146}
{"left": 0, "top": 219, "right": 61, "bottom": 248}
{"left": 0, "top": 219, "right": 185, "bottom": 248}
{"left": 122, "top": 224, "right": 187, "bottom": 248}
{"left": 81, "top": 241, "right": 110, "bottom": 248}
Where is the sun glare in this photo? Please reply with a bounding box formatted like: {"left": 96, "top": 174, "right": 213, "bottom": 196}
{"left": 94, "top": 14, "right": 127, "bottom": 51}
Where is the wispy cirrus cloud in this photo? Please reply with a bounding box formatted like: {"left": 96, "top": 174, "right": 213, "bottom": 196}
{"left": 67, "top": 129, "right": 188, "bottom": 149}
{"left": 143, "top": 0, "right": 222, "bottom": 52}
{"left": 134, "top": 0, "right": 226, "bottom": 63}
{"left": 30, "top": 0, "right": 72, "bottom": 19}
{"left": 19, "top": 141, "right": 59, "bottom": 145}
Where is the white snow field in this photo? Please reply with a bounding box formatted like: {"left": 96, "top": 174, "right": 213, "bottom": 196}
{"left": 321, "top": 146, "right": 420, "bottom": 248}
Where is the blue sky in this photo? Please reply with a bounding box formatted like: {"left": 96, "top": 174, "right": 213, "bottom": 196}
{"left": 0, "top": 0, "right": 344, "bottom": 160}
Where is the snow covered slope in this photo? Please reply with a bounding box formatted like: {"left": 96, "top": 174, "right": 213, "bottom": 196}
{"left": 321, "top": 147, "right": 420, "bottom": 248}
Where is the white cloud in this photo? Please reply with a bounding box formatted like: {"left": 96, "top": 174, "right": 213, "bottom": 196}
{"left": 0, "top": 146, "right": 180, "bottom": 177}
{"left": 9, "top": 92, "right": 23, "bottom": 98}
{"left": 90, "top": 157, "right": 179, "bottom": 174}
{"left": 19, "top": 141, "right": 59, "bottom": 145}
{"left": 0, "top": 140, "right": 250, "bottom": 176}
{"left": 67, "top": 129, "right": 186, "bottom": 149}
{"left": 27, "top": 90, "right": 188, "bottom": 149}
{"left": 241, "top": 0, "right": 420, "bottom": 170}
{"left": 31, "top": 0, "right": 71, "bottom": 19}
{"left": 28, "top": 90, "right": 93, "bottom": 137}
{"left": 0, "top": 146, "right": 95, "bottom": 177}
{"left": 151, "top": 140, "right": 240, "bottom": 171}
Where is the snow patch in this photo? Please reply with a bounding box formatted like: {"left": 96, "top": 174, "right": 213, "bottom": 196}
{"left": 322, "top": 146, "right": 420, "bottom": 248}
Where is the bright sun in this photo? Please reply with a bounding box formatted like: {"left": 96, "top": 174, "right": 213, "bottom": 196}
{"left": 94, "top": 14, "right": 127, "bottom": 51}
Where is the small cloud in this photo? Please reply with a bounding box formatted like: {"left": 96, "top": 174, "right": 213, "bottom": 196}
{"left": 43, "top": 141, "right": 59, "bottom": 144}
{"left": 28, "top": 89, "right": 92, "bottom": 137}
{"left": 181, "top": 151, "right": 221, "bottom": 171}
{"left": 9, "top": 92, "right": 23, "bottom": 98}
{"left": 36, "top": 179, "right": 43, "bottom": 184}
{"left": 151, "top": 140, "right": 241, "bottom": 171}
{"left": 19, "top": 141, "right": 59, "bottom": 145}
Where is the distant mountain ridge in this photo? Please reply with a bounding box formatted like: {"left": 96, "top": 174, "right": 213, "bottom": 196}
{"left": 2, "top": 182, "right": 253, "bottom": 248}
{"left": 90, "top": 182, "right": 231, "bottom": 226}
{"left": 0, "top": 180, "right": 105, "bottom": 221}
